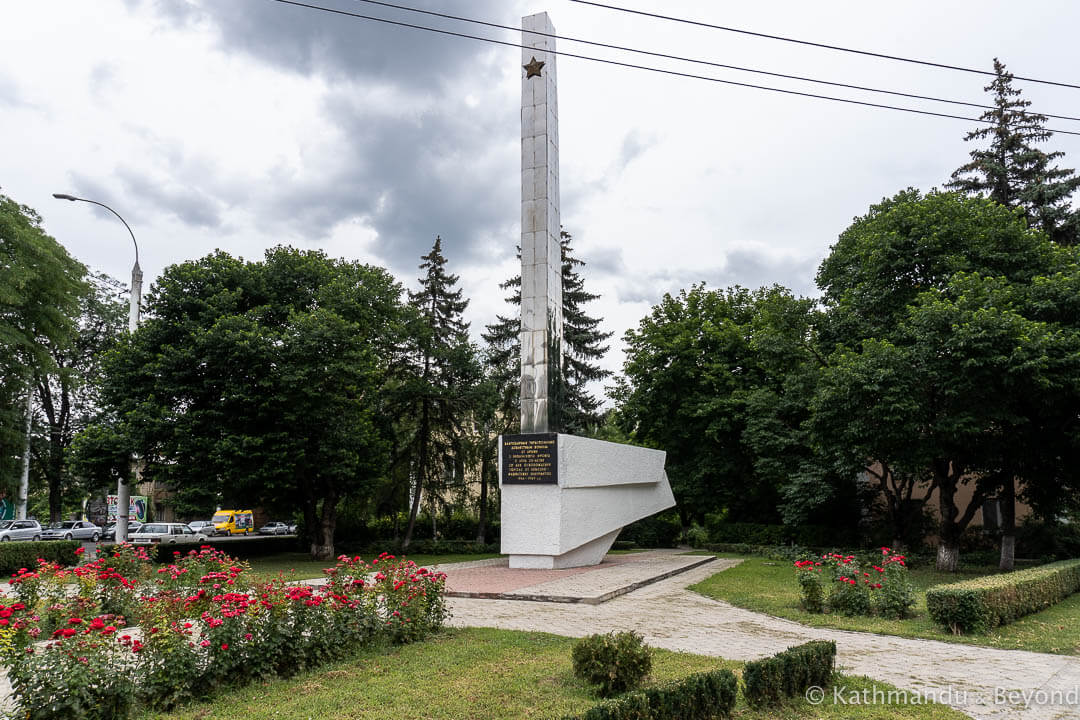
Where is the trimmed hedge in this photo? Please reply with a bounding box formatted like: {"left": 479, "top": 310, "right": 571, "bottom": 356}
{"left": 704, "top": 518, "right": 858, "bottom": 548}
{"left": 564, "top": 669, "right": 737, "bottom": 720}
{"left": 742, "top": 640, "right": 836, "bottom": 708}
{"left": 926, "top": 558, "right": 1080, "bottom": 634}
{"left": 0, "top": 541, "right": 80, "bottom": 576}
{"left": 128, "top": 536, "right": 300, "bottom": 563}
{"left": 343, "top": 540, "right": 499, "bottom": 557}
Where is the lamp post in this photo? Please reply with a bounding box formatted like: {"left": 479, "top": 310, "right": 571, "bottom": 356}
{"left": 53, "top": 193, "right": 141, "bottom": 543}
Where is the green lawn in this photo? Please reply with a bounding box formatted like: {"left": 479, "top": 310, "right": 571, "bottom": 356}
{"left": 245, "top": 551, "right": 502, "bottom": 581}
{"left": 137, "top": 627, "right": 965, "bottom": 720}
{"left": 690, "top": 554, "right": 1080, "bottom": 655}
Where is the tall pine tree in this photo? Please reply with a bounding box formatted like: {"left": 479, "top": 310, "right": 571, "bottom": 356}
{"left": 947, "top": 59, "right": 1080, "bottom": 569}
{"left": 948, "top": 58, "right": 1080, "bottom": 245}
{"left": 400, "top": 236, "right": 480, "bottom": 547}
{"left": 482, "top": 230, "right": 613, "bottom": 435}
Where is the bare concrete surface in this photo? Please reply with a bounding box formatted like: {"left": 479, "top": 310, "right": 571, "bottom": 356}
{"left": 445, "top": 553, "right": 1080, "bottom": 720}
{"left": 438, "top": 551, "right": 714, "bottom": 604}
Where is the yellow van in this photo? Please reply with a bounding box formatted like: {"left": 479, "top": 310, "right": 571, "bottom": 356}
{"left": 211, "top": 509, "right": 255, "bottom": 536}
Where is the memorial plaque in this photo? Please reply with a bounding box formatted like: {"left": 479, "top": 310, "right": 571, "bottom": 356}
{"left": 502, "top": 433, "right": 558, "bottom": 485}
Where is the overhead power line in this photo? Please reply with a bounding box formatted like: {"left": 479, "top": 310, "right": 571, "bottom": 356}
{"left": 346, "top": 0, "right": 1080, "bottom": 122}
{"left": 264, "top": 0, "right": 1080, "bottom": 137}
{"left": 568, "top": 0, "right": 1080, "bottom": 91}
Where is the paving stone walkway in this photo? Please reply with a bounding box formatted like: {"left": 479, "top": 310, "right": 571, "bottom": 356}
{"left": 446, "top": 554, "right": 1080, "bottom": 720}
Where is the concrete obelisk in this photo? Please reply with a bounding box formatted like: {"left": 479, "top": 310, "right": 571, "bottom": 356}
{"left": 500, "top": 12, "right": 676, "bottom": 570}
{"left": 520, "top": 12, "right": 562, "bottom": 434}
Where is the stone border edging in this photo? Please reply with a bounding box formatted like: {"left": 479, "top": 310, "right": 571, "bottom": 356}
{"left": 445, "top": 555, "right": 717, "bottom": 605}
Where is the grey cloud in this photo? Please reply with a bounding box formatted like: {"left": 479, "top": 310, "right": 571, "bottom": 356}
{"left": 135, "top": 0, "right": 522, "bottom": 89}
{"left": 563, "top": 130, "right": 657, "bottom": 222}
{"left": 68, "top": 169, "right": 225, "bottom": 230}
{"left": 89, "top": 63, "right": 121, "bottom": 97}
{"left": 612, "top": 248, "right": 820, "bottom": 306}
{"left": 247, "top": 89, "right": 518, "bottom": 274}
{"left": 0, "top": 74, "right": 32, "bottom": 110}
{"left": 580, "top": 245, "right": 626, "bottom": 277}
{"left": 116, "top": 0, "right": 526, "bottom": 277}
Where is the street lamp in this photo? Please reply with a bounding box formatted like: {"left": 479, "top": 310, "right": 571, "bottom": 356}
{"left": 53, "top": 193, "right": 142, "bottom": 543}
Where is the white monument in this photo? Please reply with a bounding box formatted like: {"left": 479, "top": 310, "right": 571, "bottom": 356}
{"left": 500, "top": 12, "right": 675, "bottom": 570}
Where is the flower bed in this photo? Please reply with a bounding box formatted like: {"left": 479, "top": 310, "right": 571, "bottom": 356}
{"left": 794, "top": 548, "right": 915, "bottom": 619}
{"left": 0, "top": 545, "right": 448, "bottom": 719}
{"left": 926, "top": 558, "right": 1080, "bottom": 634}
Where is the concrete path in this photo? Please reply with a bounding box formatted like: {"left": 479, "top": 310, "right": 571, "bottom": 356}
{"left": 446, "top": 556, "right": 1080, "bottom": 720}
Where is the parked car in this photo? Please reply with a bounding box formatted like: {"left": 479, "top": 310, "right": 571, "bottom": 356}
{"left": 187, "top": 520, "right": 215, "bottom": 533}
{"left": 259, "top": 521, "right": 290, "bottom": 535}
{"left": 101, "top": 521, "right": 143, "bottom": 541}
{"left": 0, "top": 520, "right": 42, "bottom": 542}
{"left": 131, "top": 523, "right": 208, "bottom": 545}
{"left": 40, "top": 521, "right": 101, "bottom": 542}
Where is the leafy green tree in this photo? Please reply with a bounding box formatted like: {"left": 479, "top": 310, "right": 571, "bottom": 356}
{"left": 947, "top": 59, "right": 1080, "bottom": 245}
{"left": 483, "top": 230, "right": 612, "bottom": 435}
{"left": 614, "top": 285, "right": 832, "bottom": 526}
{"left": 398, "top": 236, "right": 481, "bottom": 548}
{"left": 32, "top": 274, "right": 126, "bottom": 521}
{"left": 98, "top": 247, "right": 405, "bottom": 559}
{"left": 0, "top": 194, "right": 85, "bottom": 507}
{"left": 815, "top": 189, "right": 1067, "bottom": 570}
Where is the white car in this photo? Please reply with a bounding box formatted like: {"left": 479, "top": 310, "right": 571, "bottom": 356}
{"left": 40, "top": 521, "right": 101, "bottom": 542}
{"left": 130, "top": 523, "right": 208, "bottom": 545}
{"left": 0, "top": 520, "right": 42, "bottom": 542}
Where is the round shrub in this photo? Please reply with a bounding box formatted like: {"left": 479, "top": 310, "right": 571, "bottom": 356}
{"left": 571, "top": 630, "right": 653, "bottom": 697}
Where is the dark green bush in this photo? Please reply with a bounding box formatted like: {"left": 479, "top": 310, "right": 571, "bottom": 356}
{"left": 618, "top": 512, "right": 681, "bottom": 548}
{"left": 742, "top": 640, "right": 836, "bottom": 707}
{"left": 572, "top": 631, "right": 653, "bottom": 698}
{"left": 340, "top": 540, "right": 499, "bottom": 557}
{"left": 142, "top": 536, "right": 298, "bottom": 563}
{"left": 0, "top": 541, "right": 80, "bottom": 576}
{"left": 564, "top": 669, "right": 737, "bottom": 720}
{"left": 926, "top": 558, "right": 1080, "bottom": 634}
{"left": 704, "top": 518, "right": 858, "bottom": 548}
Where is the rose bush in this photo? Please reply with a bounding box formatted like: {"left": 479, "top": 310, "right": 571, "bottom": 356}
{"left": 0, "top": 546, "right": 450, "bottom": 718}
{"left": 794, "top": 548, "right": 914, "bottom": 618}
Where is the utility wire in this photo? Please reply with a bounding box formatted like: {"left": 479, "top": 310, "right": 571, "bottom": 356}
{"left": 265, "top": 0, "right": 1080, "bottom": 137}
{"left": 348, "top": 0, "right": 1080, "bottom": 122}
{"left": 569, "top": 0, "right": 1080, "bottom": 91}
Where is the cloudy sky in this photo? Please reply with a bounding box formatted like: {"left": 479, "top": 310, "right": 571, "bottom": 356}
{"left": 4, "top": 0, "right": 1079, "bottom": 390}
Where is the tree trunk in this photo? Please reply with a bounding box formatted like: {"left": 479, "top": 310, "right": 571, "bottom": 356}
{"left": 48, "top": 426, "right": 63, "bottom": 523}
{"left": 934, "top": 459, "right": 986, "bottom": 572}
{"left": 403, "top": 401, "right": 429, "bottom": 549}
{"left": 17, "top": 387, "right": 32, "bottom": 520}
{"left": 403, "top": 467, "right": 423, "bottom": 549}
{"left": 999, "top": 478, "right": 1016, "bottom": 572}
{"left": 309, "top": 497, "right": 337, "bottom": 561}
{"left": 935, "top": 460, "right": 961, "bottom": 572}
{"left": 936, "top": 541, "right": 960, "bottom": 573}
{"left": 476, "top": 450, "right": 489, "bottom": 543}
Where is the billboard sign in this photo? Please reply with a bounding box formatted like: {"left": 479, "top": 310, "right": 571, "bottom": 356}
{"left": 106, "top": 495, "right": 149, "bottom": 523}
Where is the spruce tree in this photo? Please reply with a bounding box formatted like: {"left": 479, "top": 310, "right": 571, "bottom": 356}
{"left": 482, "top": 230, "right": 612, "bottom": 435}
{"left": 401, "top": 236, "right": 479, "bottom": 547}
{"left": 948, "top": 59, "right": 1080, "bottom": 245}
{"left": 948, "top": 60, "right": 1080, "bottom": 569}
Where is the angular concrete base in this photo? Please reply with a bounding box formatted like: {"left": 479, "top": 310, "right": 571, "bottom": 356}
{"left": 501, "top": 434, "right": 676, "bottom": 568}
{"left": 509, "top": 528, "right": 620, "bottom": 569}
